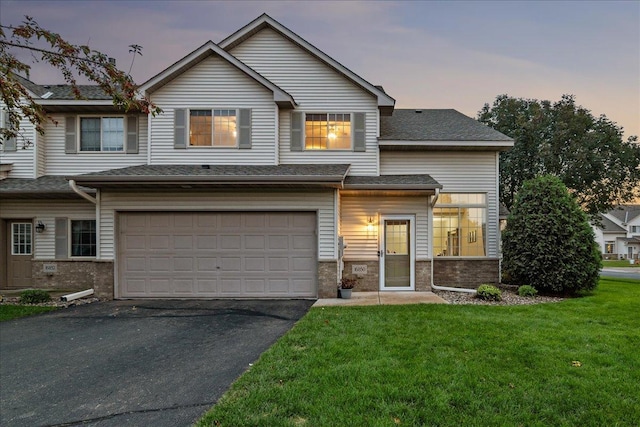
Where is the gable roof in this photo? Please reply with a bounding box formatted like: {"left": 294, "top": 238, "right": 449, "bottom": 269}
{"left": 597, "top": 214, "right": 627, "bottom": 232}
{"left": 219, "top": 14, "right": 395, "bottom": 114}
{"left": 379, "top": 109, "right": 513, "bottom": 150}
{"left": 138, "top": 40, "right": 296, "bottom": 108}
{"left": 607, "top": 205, "right": 640, "bottom": 224}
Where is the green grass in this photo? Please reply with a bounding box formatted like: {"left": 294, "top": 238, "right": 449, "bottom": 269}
{"left": 0, "top": 304, "right": 57, "bottom": 321}
{"left": 198, "top": 278, "right": 640, "bottom": 427}
{"left": 602, "top": 259, "right": 639, "bottom": 268}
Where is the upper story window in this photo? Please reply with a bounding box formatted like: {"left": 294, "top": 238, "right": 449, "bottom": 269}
{"left": 80, "top": 117, "right": 124, "bottom": 151}
{"left": 631, "top": 226, "right": 640, "bottom": 234}
{"left": 433, "top": 193, "right": 487, "bottom": 257}
{"left": 305, "top": 113, "right": 351, "bottom": 150}
{"left": 189, "top": 109, "right": 237, "bottom": 147}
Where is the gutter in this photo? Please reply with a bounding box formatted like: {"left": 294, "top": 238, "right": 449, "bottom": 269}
{"left": 69, "top": 179, "right": 97, "bottom": 204}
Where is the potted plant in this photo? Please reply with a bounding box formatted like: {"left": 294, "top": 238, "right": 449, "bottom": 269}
{"left": 340, "top": 277, "right": 357, "bottom": 299}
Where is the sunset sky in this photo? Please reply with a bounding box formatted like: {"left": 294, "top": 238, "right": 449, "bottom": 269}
{"left": 2, "top": 0, "right": 638, "bottom": 138}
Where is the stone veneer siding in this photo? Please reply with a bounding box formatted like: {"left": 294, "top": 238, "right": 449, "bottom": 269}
{"left": 342, "top": 260, "right": 432, "bottom": 291}
{"left": 318, "top": 261, "right": 338, "bottom": 298}
{"left": 433, "top": 258, "right": 500, "bottom": 289}
{"left": 31, "top": 260, "right": 114, "bottom": 299}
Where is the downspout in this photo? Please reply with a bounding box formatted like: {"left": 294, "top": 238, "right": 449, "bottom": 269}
{"left": 429, "top": 189, "right": 476, "bottom": 294}
{"left": 69, "top": 180, "right": 96, "bottom": 204}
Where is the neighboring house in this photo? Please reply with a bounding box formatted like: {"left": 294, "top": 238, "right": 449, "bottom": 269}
{"left": 593, "top": 205, "right": 640, "bottom": 260}
{"left": 0, "top": 14, "right": 513, "bottom": 299}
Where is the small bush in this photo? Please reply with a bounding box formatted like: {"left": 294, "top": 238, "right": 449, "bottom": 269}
{"left": 19, "top": 289, "right": 51, "bottom": 304}
{"left": 476, "top": 284, "right": 502, "bottom": 301}
{"left": 518, "top": 285, "right": 538, "bottom": 297}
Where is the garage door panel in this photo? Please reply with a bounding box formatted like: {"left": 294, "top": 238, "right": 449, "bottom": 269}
{"left": 220, "top": 235, "right": 241, "bottom": 250}
{"left": 245, "top": 279, "right": 266, "bottom": 293}
{"left": 245, "top": 235, "right": 265, "bottom": 249}
{"left": 174, "top": 257, "right": 194, "bottom": 272}
{"left": 196, "top": 235, "right": 217, "bottom": 249}
{"left": 149, "top": 257, "right": 171, "bottom": 272}
{"left": 118, "top": 212, "right": 317, "bottom": 298}
{"left": 197, "top": 257, "right": 218, "bottom": 272}
{"left": 148, "top": 235, "right": 170, "bottom": 250}
{"left": 125, "top": 257, "right": 147, "bottom": 272}
{"left": 245, "top": 257, "right": 265, "bottom": 271}
{"left": 149, "top": 278, "right": 171, "bottom": 294}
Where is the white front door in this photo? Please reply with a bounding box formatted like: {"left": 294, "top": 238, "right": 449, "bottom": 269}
{"left": 379, "top": 215, "right": 414, "bottom": 290}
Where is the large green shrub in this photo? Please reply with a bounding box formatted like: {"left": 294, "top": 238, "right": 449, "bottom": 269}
{"left": 502, "top": 175, "right": 601, "bottom": 294}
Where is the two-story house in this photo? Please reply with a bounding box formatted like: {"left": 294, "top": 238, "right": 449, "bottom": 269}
{"left": 593, "top": 205, "right": 640, "bottom": 260}
{"left": 1, "top": 14, "right": 513, "bottom": 299}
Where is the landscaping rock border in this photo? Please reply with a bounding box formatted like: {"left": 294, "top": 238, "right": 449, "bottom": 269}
{"left": 435, "top": 285, "right": 564, "bottom": 305}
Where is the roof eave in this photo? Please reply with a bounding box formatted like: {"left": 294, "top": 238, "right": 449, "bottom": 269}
{"left": 378, "top": 140, "right": 514, "bottom": 151}
{"left": 67, "top": 174, "right": 347, "bottom": 188}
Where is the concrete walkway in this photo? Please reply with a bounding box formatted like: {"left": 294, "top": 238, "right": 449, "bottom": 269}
{"left": 313, "top": 291, "right": 448, "bottom": 307}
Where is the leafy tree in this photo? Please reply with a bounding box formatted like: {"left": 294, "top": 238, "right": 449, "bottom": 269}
{"left": 0, "top": 16, "right": 160, "bottom": 146}
{"left": 502, "top": 175, "right": 601, "bottom": 295}
{"left": 478, "top": 94, "right": 640, "bottom": 219}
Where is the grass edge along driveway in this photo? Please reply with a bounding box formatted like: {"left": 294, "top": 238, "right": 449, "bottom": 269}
{"left": 198, "top": 278, "right": 640, "bottom": 427}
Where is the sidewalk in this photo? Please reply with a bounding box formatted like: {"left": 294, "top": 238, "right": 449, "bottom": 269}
{"left": 313, "top": 291, "right": 448, "bottom": 307}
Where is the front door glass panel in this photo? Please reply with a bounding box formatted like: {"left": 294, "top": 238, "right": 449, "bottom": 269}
{"left": 384, "top": 220, "right": 410, "bottom": 287}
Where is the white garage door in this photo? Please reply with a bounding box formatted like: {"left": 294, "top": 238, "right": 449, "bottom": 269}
{"left": 117, "top": 212, "right": 317, "bottom": 298}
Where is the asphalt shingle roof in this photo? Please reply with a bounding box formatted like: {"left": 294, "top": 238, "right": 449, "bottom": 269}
{"left": 344, "top": 175, "right": 441, "bottom": 188}
{"left": 0, "top": 176, "right": 95, "bottom": 197}
{"left": 598, "top": 214, "right": 626, "bottom": 232}
{"left": 608, "top": 205, "right": 640, "bottom": 224}
{"left": 380, "top": 109, "right": 513, "bottom": 142}
{"left": 72, "top": 164, "right": 351, "bottom": 178}
{"left": 15, "top": 75, "right": 111, "bottom": 100}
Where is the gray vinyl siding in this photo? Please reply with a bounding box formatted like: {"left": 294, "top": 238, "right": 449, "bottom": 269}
{"left": 149, "top": 56, "right": 276, "bottom": 165}
{"left": 0, "top": 199, "right": 96, "bottom": 259}
{"left": 380, "top": 151, "right": 500, "bottom": 257}
{"left": 231, "top": 28, "right": 379, "bottom": 175}
{"left": 43, "top": 114, "right": 148, "bottom": 175}
{"left": 340, "top": 195, "right": 430, "bottom": 261}
{"left": 99, "top": 190, "right": 337, "bottom": 261}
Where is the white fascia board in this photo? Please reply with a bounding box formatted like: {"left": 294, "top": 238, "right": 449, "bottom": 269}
{"left": 378, "top": 140, "right": 515, "bottom": 148}
{"left": 219, "top": 14, "right": 395, "bottom": 108}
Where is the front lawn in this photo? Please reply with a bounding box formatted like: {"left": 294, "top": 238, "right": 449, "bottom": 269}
{"left": 198, "top": 278, "right": 640, "bottom": 426}
{"left": 602, "top": 259, "right": 639, "bottom": 268}
{"left": 0, "top": 304, "right": 57, "bottom": 321}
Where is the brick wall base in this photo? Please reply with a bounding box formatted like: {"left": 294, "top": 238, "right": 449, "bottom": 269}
{"left": 433, "top": 258, "right": 500, "bottom": 289}
{"left": 318, "top": 261, "right": 338, "bottom": 298}
{"left": 32, "top": 260, "right": 114, "bottom": 299}
{"left": 342, "top": 260, "right": 432, "bottom": 291}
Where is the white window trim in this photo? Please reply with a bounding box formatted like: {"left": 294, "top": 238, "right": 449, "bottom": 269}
{"left": 69, "top": 219, "right": 97, "bottom": 259}
{"left": 433, "top": 192, "right": 488, "bottom": 258}
{"left": 187, "top": 108, "right": 239, "bottom": 148}
{"left": 78, "top": 115, "right": 127, "bottom": 153}
{"left": 11, "top": 222, "right": 33, "bottom": 256}
{"left": 303, "top": 112, "right": 353, "bottom": 151}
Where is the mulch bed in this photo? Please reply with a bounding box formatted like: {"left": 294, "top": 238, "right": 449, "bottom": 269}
{"left": 434, "top": 284, "right": 564, "bottom": 305}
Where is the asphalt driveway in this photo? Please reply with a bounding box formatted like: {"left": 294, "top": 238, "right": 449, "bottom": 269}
{"left": 0, "top": 299, "right": 313, "bottom": 427}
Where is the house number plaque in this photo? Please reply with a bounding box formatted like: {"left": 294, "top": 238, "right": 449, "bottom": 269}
{"left": 352, "top": 265, "right": 367, "bottom": 275}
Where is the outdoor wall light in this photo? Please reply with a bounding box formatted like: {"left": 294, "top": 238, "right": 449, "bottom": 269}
{"left": 367, "top": 216, "right": 375, "bottom": 232}
{"left": 35, "top": 221, "right": 46, "bottom": 233}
